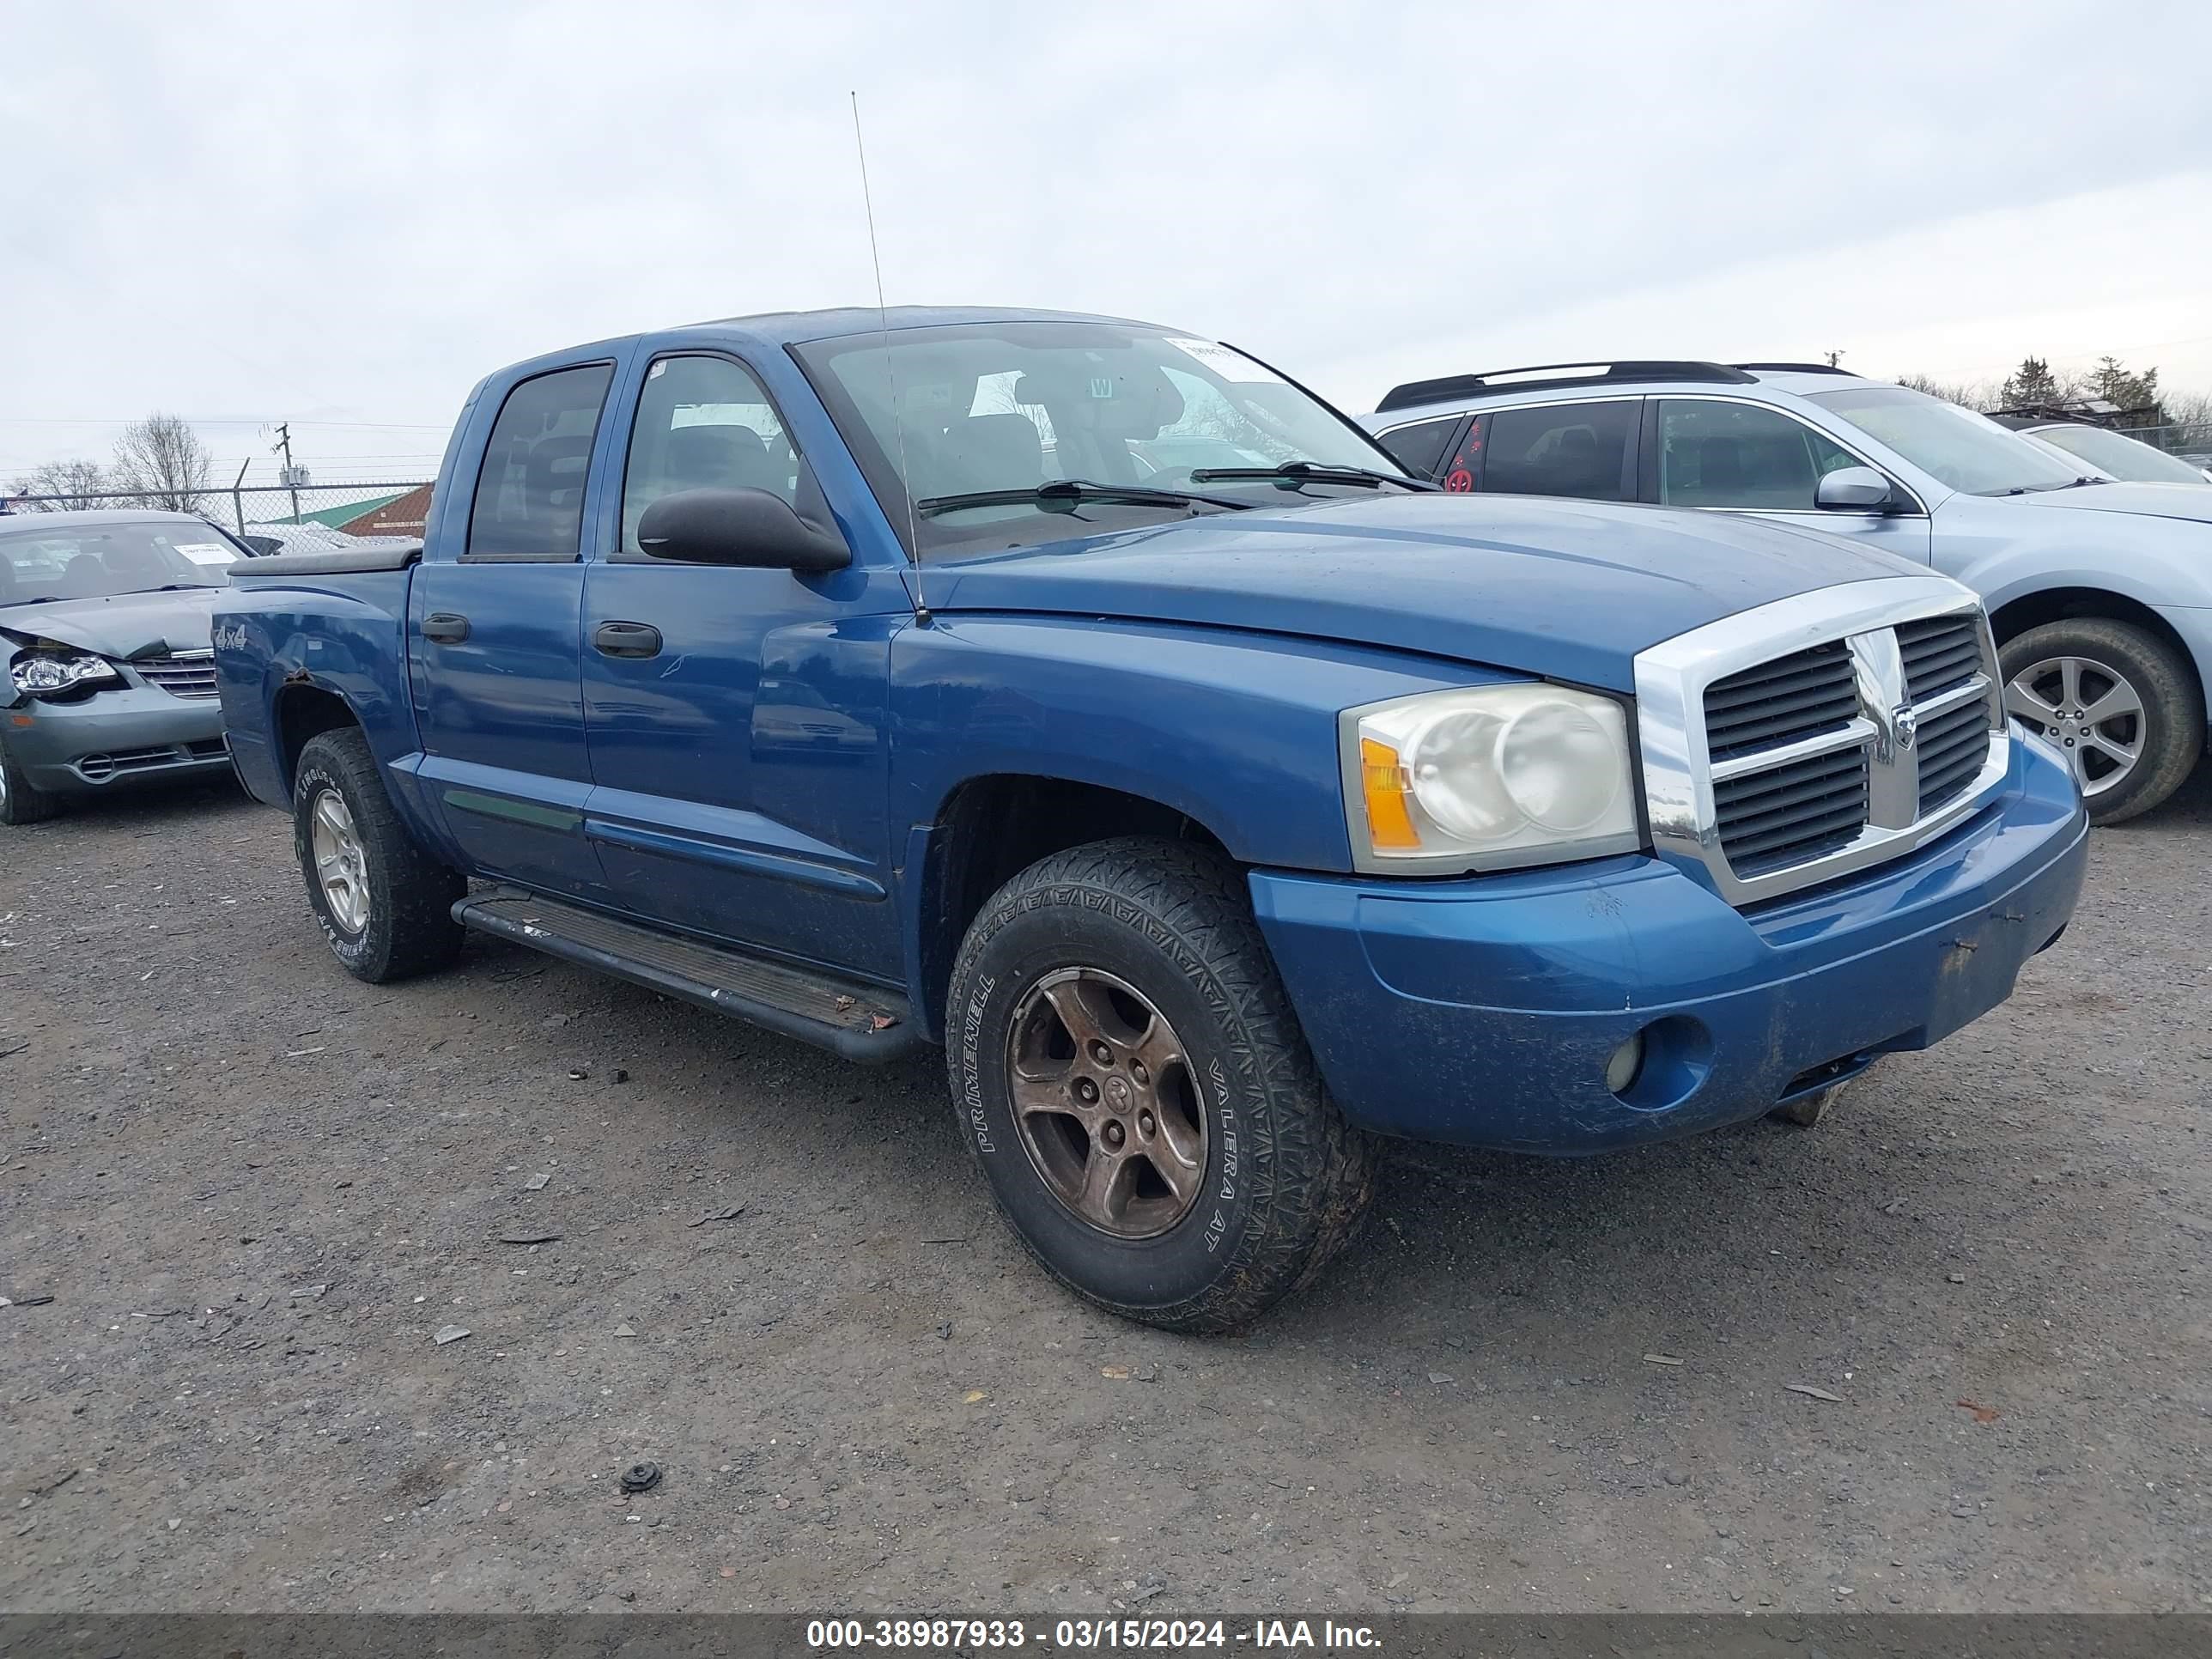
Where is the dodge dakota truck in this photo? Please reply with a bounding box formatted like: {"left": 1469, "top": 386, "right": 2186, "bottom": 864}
{"left": 215, "top": 307, "right": 2089, "bottom": 1331}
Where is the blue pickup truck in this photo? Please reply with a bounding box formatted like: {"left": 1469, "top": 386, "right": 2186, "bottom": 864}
{"left": 216, "top": 307, "right": 2089, "bottom": 1331}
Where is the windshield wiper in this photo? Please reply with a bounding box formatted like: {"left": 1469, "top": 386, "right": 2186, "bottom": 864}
{"left": 1186, "top": 460, "right": 1440, "bottom": 493}
{"left": 915, "top": 479, "right": 1252, "bottom": 518}
{"left": 1992, "top": 476, "right": 2107, "bottom": 495}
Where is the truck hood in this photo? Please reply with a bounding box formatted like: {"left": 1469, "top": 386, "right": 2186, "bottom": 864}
{"left": 2014, "top": 481, "right": 2212, "bottom": 525}
{"left": 921, "top": 495, "right": 1926, "bottom": 692}
{"left": 0, "top": 586, "right": 222, "bottom": 659}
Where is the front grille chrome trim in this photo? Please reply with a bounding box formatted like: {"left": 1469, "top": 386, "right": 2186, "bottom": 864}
{"left": 1708, "top": 716, "right": 1875, "bottom": 782}
{"left": 1635, "top": 576, "right": 2010, "bottom": 908}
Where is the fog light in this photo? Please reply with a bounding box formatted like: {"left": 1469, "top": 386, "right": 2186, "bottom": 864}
{"left": 1604, "top": 1032, "right": 1646, "bottom": 1096}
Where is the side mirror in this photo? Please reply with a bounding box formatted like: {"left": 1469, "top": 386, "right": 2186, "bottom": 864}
{"left": 1814, "top": 465, "right": 1896, "bottom": 514}
{"left": 636, "top": 488, "right": 851, "bottom": 572}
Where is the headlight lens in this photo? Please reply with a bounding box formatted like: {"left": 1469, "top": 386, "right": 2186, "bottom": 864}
{"left": 9, "top": 652, "right": 125, "bottom": 697}
{"left": 1344, "top": 684, "right": 1640, "bottom": 872}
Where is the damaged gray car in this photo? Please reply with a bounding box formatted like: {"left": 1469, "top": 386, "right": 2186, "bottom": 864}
{"left": 1, "top": 511, "right": 246, "bottom": 824}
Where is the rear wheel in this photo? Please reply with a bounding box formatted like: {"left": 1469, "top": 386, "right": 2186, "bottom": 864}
{"left": 945, "top": 836, "right": 1373, "bottom": 1333}
{"left": 2000, "top": 618, "right": 2203, "bottom": 824}
{"left": 292, "top": 728, "right": 465, "bottom": 982}
{"left": 0, "top": 733, "right": 62, "bottom": 827}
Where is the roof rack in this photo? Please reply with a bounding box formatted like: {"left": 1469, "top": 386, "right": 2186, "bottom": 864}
{"left": 1731, "top": 362, "right": 1860, "bottom": 376}
{"left": 1375, "top": 361, "right": 1753, "bottom": 415}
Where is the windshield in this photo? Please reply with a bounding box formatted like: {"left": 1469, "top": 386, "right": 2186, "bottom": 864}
{"left": 0, "top": 520, "right": 236, "bottom": 606}
{"left": 1808, "top": 385, "right": 2083, "bottom": 495}
{"left": 2029, "top": 424, "right": 2207, "bottom": 486}
{"left": 793, "top": 321, "right": 1407, "bottom": 556}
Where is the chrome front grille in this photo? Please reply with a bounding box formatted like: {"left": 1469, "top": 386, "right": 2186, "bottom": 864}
{"left": 1916, "top": 696, "right": 1996, "bottom": 813}
{"left": 1637, "top": 578, "right": 2011, "bottom": 907}
{"left": 1703, "top": 639, "right": 1858, "bottom": 760}
{"left": 1897, "top": 613, "right": 1984, "bottom": 702}
{"left": 133, "top": 652, "right": 218, "bottom": 698}
{"left": 1711, "top": 742, "right": 1869, "bottom": 875}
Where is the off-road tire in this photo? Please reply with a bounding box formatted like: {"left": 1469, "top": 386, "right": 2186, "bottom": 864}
{"left": 945, "top": 836, "right": 1374, "bottom": 1333}
{"left": 292, "top": 728, "right": 465, "bottom": 983}
{"left": 0, "top": 732, "right": 63, "bottom": 826}
{"left": 1999, "top": 618, "right": 2203, "bottom": 825}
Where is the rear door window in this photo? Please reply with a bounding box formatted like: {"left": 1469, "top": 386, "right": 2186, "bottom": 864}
{"left": 466, "top": 362, "right": 616, "bottom": 562}
{"left": 1481, "top": 400, "right": 1638, "bottom": 501}
{"left": 1373, "top": 416, "right": 1462, "bottom": 479}
{"left": 1656, "top": 399, "right": 1860, "bottom": 509}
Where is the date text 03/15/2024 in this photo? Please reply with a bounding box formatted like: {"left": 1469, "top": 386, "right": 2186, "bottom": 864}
{"left": 805, "top": 1618, "right": 1382, "bottom": 1649}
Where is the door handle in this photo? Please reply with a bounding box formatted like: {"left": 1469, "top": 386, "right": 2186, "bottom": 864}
{"left": 592, "top": 621, "right": 663, "bottom": 659}
{"left": 422, "top": 611, "right": 471, "bottom": 644}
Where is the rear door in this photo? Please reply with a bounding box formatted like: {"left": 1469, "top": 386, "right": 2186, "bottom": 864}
{"left": 409, "top": 358, "right": 621, "bottom": 898}
{"left": 577, "top": 349, "right": 908, "bottom": 979}
{"left": 1646, "top": 397, "right": 1934, "bottom": 562}
{"left": 1476, "top": 399, "right": 1642, "bottom": 501}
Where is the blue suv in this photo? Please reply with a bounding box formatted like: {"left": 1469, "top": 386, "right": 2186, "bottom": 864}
{"left": 1364, "top": 362, "right": 2212, "bottom": 822}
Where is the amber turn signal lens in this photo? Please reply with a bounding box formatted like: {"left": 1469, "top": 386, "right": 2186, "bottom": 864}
{"left": 1359, "top": 736, "right": 1420, "bottom": 851}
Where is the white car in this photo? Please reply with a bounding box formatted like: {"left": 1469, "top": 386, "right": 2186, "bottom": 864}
{"left": 1988, "top": 416, "right": 2212, "bottom": 487}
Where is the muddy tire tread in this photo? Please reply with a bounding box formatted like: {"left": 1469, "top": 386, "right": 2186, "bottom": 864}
{"left": 947, "top": 836, "right": 1373, "bottom": 1333}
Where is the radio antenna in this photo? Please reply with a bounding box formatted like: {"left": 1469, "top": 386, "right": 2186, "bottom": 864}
{"left": 850, "top": 91, "right": 927, "bottom": 623}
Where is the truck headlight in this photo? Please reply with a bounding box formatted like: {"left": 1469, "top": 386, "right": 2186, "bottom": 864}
{"left": 1340, "top": 684, "right": 1642, "bottom": 872}
{"left": 9, "top": 651, "right": 125, "bottom": 698}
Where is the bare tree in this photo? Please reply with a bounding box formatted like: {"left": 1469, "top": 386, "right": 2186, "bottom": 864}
{"left": 110, "top": 413, "right": 213, "bottom": 512}
{"left": 9, "top": 459, "right": 113, "bottom": 510}
{"left": 2163, "top": 389, "right": 2212, "bottom": 428}
{"left": 1894, "top": 373, "right": 1992, "bottom": 409}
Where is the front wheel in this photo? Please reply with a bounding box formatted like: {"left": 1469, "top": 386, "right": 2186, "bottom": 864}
{"left": 2000, "top": 618, "right": 2203, "bottom": 824}
{"left": 945, "top": 837, "right": 1373, "bottom": 1333}
{"left": 0, "top": 732, "right": 63, "bottom": 827}
{"left": 292, "top": 727, "right": 465, "bottom": 982}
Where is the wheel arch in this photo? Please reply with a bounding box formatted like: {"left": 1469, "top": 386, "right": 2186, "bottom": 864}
{"left": 1987, "top": 585, "right": 2196, "bottom": 672}
{"left": 907, "top": 772, "right": 1237, "bottom": 1043}
{"left": 271, "top": 680, "right": 364, "bottom": 797}
{"left": 1988, "top": 586, "right": 2207, "bottom": 726}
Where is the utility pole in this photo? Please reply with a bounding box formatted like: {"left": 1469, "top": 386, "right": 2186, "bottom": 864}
{"left": 274, "top": 422, "right": 301, "bottom": 523}
{"left": 1825, "top": 349, "right": 1845, "bottom": 368}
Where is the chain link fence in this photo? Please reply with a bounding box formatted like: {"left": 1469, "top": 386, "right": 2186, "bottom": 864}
{"left": 1, "top": 481, "right": 435, "bottom": 538}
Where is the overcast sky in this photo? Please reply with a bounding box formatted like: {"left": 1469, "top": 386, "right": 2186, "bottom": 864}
{"left": 5, "top": 0, "right": 2210, "bottom": 487}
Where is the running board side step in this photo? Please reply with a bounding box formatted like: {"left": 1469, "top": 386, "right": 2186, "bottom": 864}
{"left": 453, "top": 890, "right": 923, "bottom": 1065}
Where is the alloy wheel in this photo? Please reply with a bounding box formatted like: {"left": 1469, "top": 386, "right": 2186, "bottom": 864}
{"left": 2004, "top": 654, "right": 2144, "bottom": 799}
{"left": 309, "top": 787, "right": 372, "bottom": 933}
{"left": 1006, "top": 967, "right": 1208, "bottom": 1239}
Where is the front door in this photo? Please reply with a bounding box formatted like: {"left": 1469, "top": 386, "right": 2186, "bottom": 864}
{"left": 410, "top": 359, "right": 616, "bottom": 899}
{"left": 578, "top": 351, "right": 908, "bottom": 980}
{"left": 1649, "top": 398, "right": 1935, "bottom": 562}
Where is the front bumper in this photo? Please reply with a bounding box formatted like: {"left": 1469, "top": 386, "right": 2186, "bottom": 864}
{"left": 1251, "top": 737, "right": 2088, "bottom": 1154}
{"left": 4, "top": 687, "right": 231, "bottom": 795}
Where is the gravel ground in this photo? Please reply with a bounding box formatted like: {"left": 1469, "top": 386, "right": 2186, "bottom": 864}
{"left": 3, "top": 771, "right": 2208, "bottom": 1615}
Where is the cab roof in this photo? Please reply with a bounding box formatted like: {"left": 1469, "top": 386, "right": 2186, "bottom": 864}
{"left": 495, "top": 306, "right": 1174, "bottom": 386}
{"left": 678, "top": 304, "right": 1158, "bottom": 348}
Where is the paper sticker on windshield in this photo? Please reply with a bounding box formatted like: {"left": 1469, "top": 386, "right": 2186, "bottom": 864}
{"left": 1165, "top": 337, "right": 1285, "bottom": 385}
{"left": 176, "top": 542, "right": 237, "bottom": 565}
